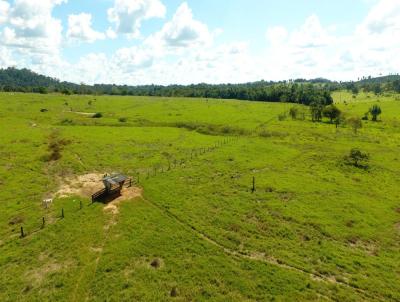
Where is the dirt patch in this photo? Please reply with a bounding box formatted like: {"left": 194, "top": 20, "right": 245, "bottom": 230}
{"left": 55, "top": 173, "right": 142, "bottom": 216}
{"left": 26, "top": 261, "right": 65, "bottom": 286}
{"left": 395, "top": 223, "right": 400, "bottom": 234}
{"left": 90, "top": 247, "right": 103, "bottom": 253}
{"left": 348, "top": 239, "right": 379, "bottom": 256}
{"left": 9, "top": 215, "right": 24, "bottom": 226}
{"left": 55, "top": 173, "right": 105, "bottom": 198}
{"left": 103, "top": 186, "right": 143, "bottom": 215}
{"left": 69, "top": 111, "right": 96, "bottom": 116}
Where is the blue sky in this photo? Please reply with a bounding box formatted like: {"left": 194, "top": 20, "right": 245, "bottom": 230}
{"left": 0, "top": 0, "right": 398, "bottom": 85}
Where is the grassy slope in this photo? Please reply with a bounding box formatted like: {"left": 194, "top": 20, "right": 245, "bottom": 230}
{"left": 0, "top": 92, "right": 399, "bottom": 301}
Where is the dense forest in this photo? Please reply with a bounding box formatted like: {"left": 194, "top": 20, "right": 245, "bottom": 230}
{"left": 1, "top": 67, "right": 399, "bottom": 105}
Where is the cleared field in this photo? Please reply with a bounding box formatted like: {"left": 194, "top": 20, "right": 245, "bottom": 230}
{"left": 0, "top": 92, "right": 399, "bottom": 301}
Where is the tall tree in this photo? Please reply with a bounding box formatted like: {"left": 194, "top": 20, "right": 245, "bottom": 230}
{"left": 369, "top": 105, "right": 382, "bottom": 121}
{"left": 323, "top": 105, "right": 341, "bottom": 123}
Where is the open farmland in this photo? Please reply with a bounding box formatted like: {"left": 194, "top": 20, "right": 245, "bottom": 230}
{"left": 0, "top": 92, "right": 400, "bottom": 301}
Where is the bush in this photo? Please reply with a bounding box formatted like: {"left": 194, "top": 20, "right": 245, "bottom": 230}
{"left": 344, "top": 148, "right": 369, "bottom": 168}
{"left": 346, "top": 116, "right": 362, "bottom": 134}
{"left": 92, "top": 112, "right": 103, "bottom": 118}
{"left": 289, "top": 107, "right": 299, "bottom": 120}
{"left": 278, "top": 113, "right": 287, "bottom": 121}
{"left": 60, "top": 118, "right": 74, "bottom": 125}
{"left": 119, "top": 117, "right": 128, "bottom": 123}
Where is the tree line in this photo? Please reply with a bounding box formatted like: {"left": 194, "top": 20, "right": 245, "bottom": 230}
{"left": 1, "top": 67, "right": 399, "bottom": 105}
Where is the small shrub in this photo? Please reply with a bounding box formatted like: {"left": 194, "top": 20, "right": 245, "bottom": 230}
{"left": 344, "top": 148, "right": 369, "bottom": 168}
{"left": 170, "top": 287, "right": 178, "bottom": 297}
{"left": 289, "top": 107, "right": 299, "bottom": 120}
{"left": 61, "top": 118, "right": 74, "bottom": 125}
{"left": 278, "top": 113, "right": 287, "bottom": 121}
{"left": 40, "top": 108, "right": 48, "bottom": 113}
{"left": 150, "top": 258, "right": 161, "bottom": 269}
{"left": 346, "top": 116, "right": 362, "bottom": 134}
{"left": 118, "top": 117, "right": 128, "bottom": 123}
{"left": 361, "top": 113, "right": 369, "bottom": 121}
{"left": 92, "top": 112, "right": 103, "bottom": 118}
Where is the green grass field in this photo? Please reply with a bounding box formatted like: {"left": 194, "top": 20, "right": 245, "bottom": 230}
{"left": 0, "top": 92, "right": 399, "bottom": 301}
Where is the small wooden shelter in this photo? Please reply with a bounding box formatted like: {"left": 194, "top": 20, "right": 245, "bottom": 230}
{"left": 92, "top": 174, "right": 131, "bottom": 202}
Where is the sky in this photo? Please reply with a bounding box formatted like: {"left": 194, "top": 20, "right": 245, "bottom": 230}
{"left": 0, "top": 0, "right": 399, "bottom": 85}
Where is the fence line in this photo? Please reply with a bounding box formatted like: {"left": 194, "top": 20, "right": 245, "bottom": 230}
{"left": 2, "top": 119, "right": 277, "bottom": 245}
{"left": 0, "top": 135, "right": 241, "bottom": 245}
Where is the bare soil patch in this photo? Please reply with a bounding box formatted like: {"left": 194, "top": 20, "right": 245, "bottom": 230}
{"left": 25, "top": 259, "right": 73, "bottom": 287}
{"left": 395, "top": 222, "right": 400, "bottom": 234}
{"left": 103, "top": 186, "right": 143, "bottom": 215}
{"left": 55, "top": 173, "right": 105, "bottom": 198}
{"left": 55, "top": 173, "right": 142, "bottom": 215}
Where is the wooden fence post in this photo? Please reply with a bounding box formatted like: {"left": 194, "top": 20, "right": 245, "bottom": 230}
{"left": 42, "top": 217, "right": 45, "bottom": 229}
{"left": 61, "top": 208, "right": 64, "bottom": 219}
{"left": 20, "top": 226, "right": 25, "bottom": 238}
{"left": 252, "top": 177, "right": 256, "bottom": 193}
{"left": 80, "top": 200, "right": 82, "bottom": 210}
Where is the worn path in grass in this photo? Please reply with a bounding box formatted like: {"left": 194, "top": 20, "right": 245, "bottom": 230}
{"left": 140, "top": 195, "right": 385, "bottom": 302}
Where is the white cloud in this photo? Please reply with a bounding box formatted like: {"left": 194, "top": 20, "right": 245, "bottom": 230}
{"left": 0, "top": 46, "right": 15, "bottom": 68}
{"left": 108, "top": 0, "right": 166, "bottom": 38}
{"left": 358, "top": 0, "right": 400, "bottom": 35}
{"left": 1, "top": 0, "right": 66, "bottom": 54}
{"left": 144, "top": 2, "right": 213, "bottom": 59}
{"left": 155, "top": 2, "right": 212, "bottom": 48}
{"left": 112, "top": 47, "right": 154, "bottom": 71}
{"left": 67, "top": 13, "right": 105, "bottom": 43}
{"left": 290, "top": 14, "right": 332, "bottom": 48}
{"left": 0, "top": 0, "right": 9, "bottom": 24}
{"left": 266, "top": 26, "right": 288, "bottom": 46}
{"left": 1, "top": 0, "right": 400, "bottom": 85}
{"left": 106, "top": 28, "right": 117, "bottom": 39}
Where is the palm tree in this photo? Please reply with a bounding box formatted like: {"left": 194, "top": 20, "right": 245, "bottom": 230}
{"left": 369, "top": 105, "right": 382, "bottom": 121}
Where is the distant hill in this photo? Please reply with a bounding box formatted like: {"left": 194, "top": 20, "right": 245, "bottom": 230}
{"left": 0, "top": 68, "right": 66, "bottom": 91}
{"left": 0, "top": 67, "right": 399, "bottom": 100}
{"left": 357, "top": 75, "right": 400, "bottom": 84}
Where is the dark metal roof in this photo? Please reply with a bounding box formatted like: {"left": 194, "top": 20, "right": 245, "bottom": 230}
{"left": 103, "top": 174, "right": 127, "bottom": 185}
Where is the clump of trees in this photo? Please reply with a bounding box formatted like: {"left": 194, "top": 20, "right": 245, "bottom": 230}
{"left": 344, "top": 148, "right": 369, "bottom": 168}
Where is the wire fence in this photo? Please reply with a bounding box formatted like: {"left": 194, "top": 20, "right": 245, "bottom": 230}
{"left": 0, "top": 111, "right": 284, "bottom": 247}
{"left": 0, "top": 198, "right": 93, "bottom": 247}
{"left": 0, "top": 134, "right": 242, "bottom": 246}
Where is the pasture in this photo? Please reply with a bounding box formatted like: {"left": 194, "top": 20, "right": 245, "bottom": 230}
{"left": 0, "top": 92, "right": 399, "bottom": 301}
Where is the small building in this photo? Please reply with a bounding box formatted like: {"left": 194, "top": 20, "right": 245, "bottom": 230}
{"left": 92, "top": 173, "right": 131, "bottom": 202}
{"left": 103, "top": 174, "right": 128, "bottom": 193}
